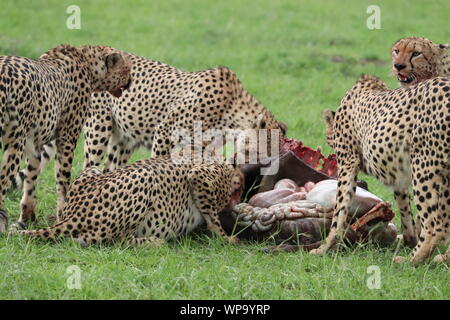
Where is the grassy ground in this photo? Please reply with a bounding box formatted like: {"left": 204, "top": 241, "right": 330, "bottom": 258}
{"left": 0, "top": 0, "right": 449, "bottom": 299}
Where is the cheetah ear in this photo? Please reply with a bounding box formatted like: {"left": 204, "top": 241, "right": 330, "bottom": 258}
{"left": 229, "top": 161, "right": 238, "bottom": 170}
{"left": 322, "top": 109, "right": 335, "bottom": 125}
{"left": 278, "top": 121, "right": 287, "bottom": 135}
{"left": 105, "top": 53, "right": 124, "bottom": 70}
{"left": 255, "top": 114, "right": 266, "bottom": 129}
{"left": 438, "top": 43, "right": 449, "bottom": 55}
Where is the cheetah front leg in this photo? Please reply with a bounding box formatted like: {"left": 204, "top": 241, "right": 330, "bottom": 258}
{"left": 83, "top": 96, "right": 113, "bottom": 169}
{"left": 432, "top": 175, "right": 450, "bottom": 264}
{"left": 18, "top": 154, "right": 42, "bottom": 226}
{"left": 11, "top": 141, "right": 55, "bottom": 190}
{"left": 104, "top": 135, "right": 137, "bottom": 171}
{"left": 201, "top": 213, "right": 239, "bottom": 244}
{"left": 55, "top": 137, "right": 78, "bottom": 221}
{"left": 0, "top": 135, "right": 26, "bottom": 232}
{"left": 393, "top": 190, "right": 417, "bottom": 248}
{"left": 150, "top": 105, "right": 183, "bottom": 158}
{"left": 188, "top": 167, "right": 239, "bottom": 244}
{"left": 310, "top": 158, "right": 360, "bottom": 255}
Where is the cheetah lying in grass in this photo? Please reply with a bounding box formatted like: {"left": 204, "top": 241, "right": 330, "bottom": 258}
{"left": 18, "top": 157, "right": 243, "bottom": 246}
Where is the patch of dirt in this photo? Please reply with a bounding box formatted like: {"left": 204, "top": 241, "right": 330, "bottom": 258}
{"left": 331, "top": 55, "right": 349, "bottom": 63}
{"left": 0, "top": 35, "right": 27, "bottom": 56}
{"left": 329, "top": 39, "right": 355, "bottom": 46}
{"left": 330, "top": 55, "right": 387, "bottom": 66}
{"left": 360, "top": 57, "right": 386, "bottom": 65}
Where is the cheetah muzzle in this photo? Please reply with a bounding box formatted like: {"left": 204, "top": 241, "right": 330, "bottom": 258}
{"left": 109, "top": 77, "right": 132, "bottom": 98}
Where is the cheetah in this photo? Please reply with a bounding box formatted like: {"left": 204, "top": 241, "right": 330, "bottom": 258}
{"left": 0, "top": 45, "right": 131, "bottom": 231}
{"left": 82, "top": 52, "right": 286, "bottom": 171}
{"left": 18, "top": 157, "right": 243, "bottom": 246}
{"left": 392, "top": 37, "right": 449, "bottom": 88}
{"left": 322, "top": 109, "right": 335, "bottom": 149}
{"left": 311, "top": 75, "right": 450, "bottom": 265}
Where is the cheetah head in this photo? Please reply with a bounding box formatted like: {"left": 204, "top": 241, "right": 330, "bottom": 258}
{"left": 207, "top": 164, "right": 244, "bottom": 211}
{"left": 227, "top": 166, "right": 245, "bottom": 209}
{"left": 82, "top": 46, "right": 132, "bottom": 98}
{"left": 236, "top": 114, "right": 287, "bottom": 165}
{"left": 391, "top": 37, "right": 449, "bottom": 88}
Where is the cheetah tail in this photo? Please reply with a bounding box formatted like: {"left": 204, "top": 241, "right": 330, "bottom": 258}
{"left": 0, "top": 88, "right": 6, "bottom": 133}
{"left": 18, "top": 218, "right": 73, "bottom": 241}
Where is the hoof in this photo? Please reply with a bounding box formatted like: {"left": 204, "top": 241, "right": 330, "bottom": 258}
{"left": 0, "top": 209, "right": 8, "bottom": 233}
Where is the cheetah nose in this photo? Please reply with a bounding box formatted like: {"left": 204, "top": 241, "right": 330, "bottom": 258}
{"left": 394, "top": 63, "right": 406, "bottom": 71}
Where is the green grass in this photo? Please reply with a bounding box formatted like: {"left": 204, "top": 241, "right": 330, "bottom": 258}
{"left": 0, "top": 0, "right": 449, "bottom": 299}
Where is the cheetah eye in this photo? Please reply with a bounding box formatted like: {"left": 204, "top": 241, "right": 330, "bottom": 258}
{"left": 412, "top": 51, "right": 421, "bottom": 57}
{"left": 393, "top": 49, "right": 399, "bottom": 54}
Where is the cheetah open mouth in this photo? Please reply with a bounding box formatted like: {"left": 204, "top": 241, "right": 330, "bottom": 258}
{"left": 109, "top": 78, "right": 132, "bottom": 98}
{"left": 227, "top": 172, "right": 245, "bottom": 209}
{"left": 397, "top": 72, "right": 415, "bottom": 84}
{"left": 229, "top": 187, "right": 244, "bottom": 208}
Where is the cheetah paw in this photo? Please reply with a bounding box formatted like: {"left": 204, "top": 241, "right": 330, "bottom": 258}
{"left": 433, "top": 254, "right": 449, "bottom": 264}
{"left": 309, "top": 246, "right": 327, "bottom": 255}
{"left": 393, "top": 255, "right": 406, "bottom": 264}
{"left": 227, "top": 236, "right": 240, "bottom": 244}
{"left": 151, "top": 237, "right": 165, "bottom": 247}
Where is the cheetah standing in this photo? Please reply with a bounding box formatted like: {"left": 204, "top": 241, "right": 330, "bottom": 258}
{"left": 312, "top": 75, "right": 450, "bottom": 264}
{"left": 83, "top": 53, "right": 286, "bottom": 171}
{"left": 0, "top": 45, "right": 131, "bottom": 231}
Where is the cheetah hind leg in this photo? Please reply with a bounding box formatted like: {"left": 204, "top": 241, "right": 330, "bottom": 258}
{"left": 188, "top": 166, "right": 239, "bottom": 245}
{"left": 393, "top": 190, "right": 417, "bottom": 248}
{"left": 9, "top": 141, "right": 55, "bottom": 191}
{"left": 409, "top": 165, "right": 449, "bottom": 265}
{"left": 310, "top": 161, "right": 359, "bottom": 255}
{"left": 432, "top": 174, "right": 450, "bottom": 264}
